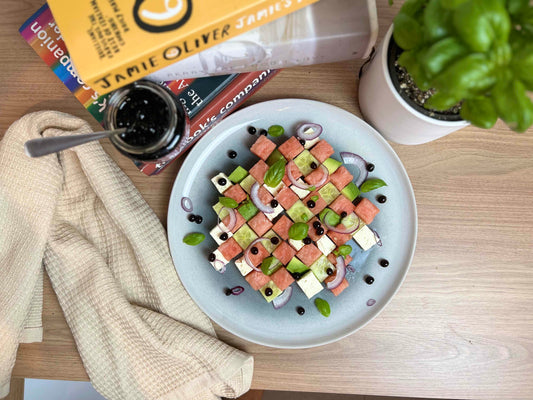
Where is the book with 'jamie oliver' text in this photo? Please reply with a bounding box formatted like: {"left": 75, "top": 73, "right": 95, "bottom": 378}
{"left": 45, "top": 0, "right": 316, "bottom": 94}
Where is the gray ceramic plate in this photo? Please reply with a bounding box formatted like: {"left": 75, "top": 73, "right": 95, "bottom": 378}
{"left": 167, "top": 99, "right": 417, "bottom": 349}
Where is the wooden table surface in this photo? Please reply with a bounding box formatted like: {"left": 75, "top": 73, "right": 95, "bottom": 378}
{"left": 2, "top": 1, "right": 533, "bottom": 399}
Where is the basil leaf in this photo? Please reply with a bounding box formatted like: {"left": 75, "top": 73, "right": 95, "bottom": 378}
{"left": 219, "top": 196, "right": 238, "bottom": 208}
{"left": 360, "top": 179, "right": 388, "bottom": 193}
{"left": 261, "top": 256, "right": 281, "bottom": 276}
{"left": 314, "top": 298, "right": 331, "bottom": 317}
{"left": 307, "top": 186, "right": 316, "bottom": 191}
{"left": 268, "top": 125, "right": 284, "bottom": 137}
{"left": 264, "top": 159, "right": 286, "bottom": 188}
{"left": 460, "top": 97, "right": 497, "bottom": 129}
{"left": 183, "top": 232, "right": 205, "bottom": 246}
{"left": 393, "top": 12, "right": 423, "bottom": 50}
{"left": 335, "top": 245, "right": 352, "bottom": 257}
{"left": 311, "top": 195, "right": 319, "bottom": 202}
{"left": 288, "top": 222, "right": 309, "bottom": 240}
{"left": 319, "top": 209, "right": 341, "bottom": 227}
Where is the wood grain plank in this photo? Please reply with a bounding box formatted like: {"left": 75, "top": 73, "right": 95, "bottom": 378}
{"left": 4, "top": 379, "right": 24, "bottom": 400}
{"left": 3, "top": 1, "right": 533, "bottom": 399}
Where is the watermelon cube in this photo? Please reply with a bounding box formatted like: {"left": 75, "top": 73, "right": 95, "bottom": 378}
{"left": 307, "top": 217, "right": 328, "bottom": 241}
{"left": 354, "top": 198, "right": 380, "bottom": 224}
{"left": 310, "top": 140, "right": 334, "bottom": 163}
{"left": 303, "top": 192, "right": 327, "bottom": 215}
{"left": 218, "top": 237, "right": 242, "bottom": 261}
{"left": 272, "top": 215, "right": 293, "bottom": 240}
{"left": 330, "top": 166, "right": 354, "bottom": 191}
{"left": 326, "top": 229, "right": 352, "bottom": 247}
{"left": 249, "top": 160, "right": 269, "bottom": 184}
{"left": 304, "top": 167, "right": 329, "bottom": 189}
{"left": 248, "top": 212, "right": 273, "bottom": 236}
{"left": 222, "top": 211, "right": 246, "bottom": 233}
{"left": 247, "top": 242, "right": 269, "bottom": 266}
{"left": 250, "top": 135, "right": 276, "bottom": 161}
{"left": 245, "top": 270, "right": 271, "bottom": 291}
{"left": 287, "top": 160, "right": 303, "bottom": 180}
{"left": 327, "top": 253, "right": 353, "bottom": 265}
{"left": 278, "top": 136, "right": 304, "bottom": 160}
{"left": 272, "top": 241, "right": 296, "bottom": 265}
{"left": 329, "top": 195, "right": 356, "bottom": 216}
{"left": 223, "top": 184, "right": 247, "bottom": 204}
{"left": 275, "top": 186, "right": 299, "bottom": 210}
{"left": 325, "top": 274, "right": 349, "bottom": 296}
{"left": 296, "top": 244, "right": 322, "bottom": 266}
{"left": 270, "top": 267, "right": 295, "bottom": 291}
{"left": 258, "top": 185, "right": 274, "bottom": 205}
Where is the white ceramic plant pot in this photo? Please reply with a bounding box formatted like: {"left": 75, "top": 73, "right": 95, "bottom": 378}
{"left": 359, "top": 25, "right": 469, "bottom": 145}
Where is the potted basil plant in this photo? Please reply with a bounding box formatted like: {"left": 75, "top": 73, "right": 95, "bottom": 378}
{"left": 359, "top": 0, "right": 533, "bottom": 145}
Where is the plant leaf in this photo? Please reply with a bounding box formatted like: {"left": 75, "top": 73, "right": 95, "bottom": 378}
{"left": 393, "top": 13, "right": 423, "bottom": 50}
{"left": 360, "top": 179, "right": 388, "bottom": 193}
{"left": 460, "top": 97, "right": 498, "bottom": 129}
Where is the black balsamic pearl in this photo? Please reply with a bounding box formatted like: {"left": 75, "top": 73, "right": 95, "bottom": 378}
{"left": 307, "top": 200, "right": 316, "bottom": 208}
{"left": 188, "top": 214, "right": 196, "bottom": 222}
{"left": 340, "top": 211, "right": 348, "bottom": 218}
{"left": 265, "top": 287, "right": 273, "bottom": 296}
{"left": 259, "top": 129, "right": 268, "bottom": 136}
{"left": 310, "top": 162, "right": 318, "bottom": 169}
{"left": 292, "top": 272, "right": 302, "bottom": 280}
{"left": 365, "top": 275, "right": 375, "bottom": 285}
{"left": 377, "top": 195, "right": 387, "bottom": 204}
{"left": 270, "top": 199, "right": 279, "bottom": 208}
{"left": 326, "top": 268, "right": 334, "bottom": 276}
{"left": 250, "top": 246, "right": 259, "bottom": 255}
{"left": 224, "top": 288, "right": 233, "bottom": 296}
{"left": 366, "top": 163, "right": 375, "bottom": 172}
{"left": 303, "top": 237, "right": 312, "bottom": 245}
{"left": 195, "top": 215, "right": 203, "bottom": 224}
{"left": 313, "top": 221, "right": 321, "bottom": 229}
{"left": 208, "top": 253, "right": 216, "bottom": 262}
{"left": 270, "top": 237, "right": 280, "bottom": 245}
{"left": 218, "top": 177, "right": 227, "bottom": 186}
{"left": 248, "top": 126, "right": 257, "bottom": 135}
{"left": 316, "top": 227, "right": 324, "bottom": 236}
{"left": 228, "top": 150, "right": 237, "bottom": 159}
{"left": 380, "top": 259, "right": 389, "bottom": 268}
{"left": 299, "top": 139, "right": 306, "bottom": 146}
{"left": 219, "top": 232, "right": 229, "bottom": 241}
{"left": 297, "top": 306, "right": 305, "bottom": 315}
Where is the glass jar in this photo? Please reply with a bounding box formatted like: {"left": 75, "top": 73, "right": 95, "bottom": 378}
{"left": 104, "top": 80, "right": 188, "bottom": 162}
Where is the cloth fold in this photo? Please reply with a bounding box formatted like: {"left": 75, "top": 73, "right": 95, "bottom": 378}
{"left": 0, "top": 111, "right": 253, "bottom": 400}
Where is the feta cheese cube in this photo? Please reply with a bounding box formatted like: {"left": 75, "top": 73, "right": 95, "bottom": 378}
{"left": 209, "top": 224, "right": 233, "bottom": 245}
{"left": 297, "top": 271, "right": 324, "bottom": 299}
{"left": 289, "top": 239, "right": 304, "bottom": 251}
{"left": 265, "top": 204, "right": 283, "bottom": 221}
{"left": 353, "top": 225, "right": 377, "bottom": 251}
{"left": 209, "top": 249, "right": 228, "bottom": 272}
{"left": 303, "top": 136, "right": 320, "bottom": 150}
{"left": 290, "top": 180, "right": 311, "bottom": 199}
{"left": 211, "top": 173, "right": 232, "bottom": 193}
{"left": 316, "top": 235, "right": 336, "bottom": 255}
{"left": 234, "top": 256, "right": 253, "bottom": 276}
{"left": 264, "top": 181, "right": 285, "bottom": 196}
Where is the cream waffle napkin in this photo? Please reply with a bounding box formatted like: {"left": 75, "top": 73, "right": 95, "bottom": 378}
{"left": 0, "top": 111, "right": 253, "bottom": 400}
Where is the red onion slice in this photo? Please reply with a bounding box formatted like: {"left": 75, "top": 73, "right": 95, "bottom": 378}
{"left": 323, "top": 211, "right": 361, "bottom": 234}
{"left": 286, "top": 161, "right": 329, "bottom": 190}
{"left": 217, "top": 207, "right": 236, "bottom": 233}
{"left": 272, "top": 285, "right": 293, "bottom": 309}
{"left": 340, "top": 152, "right": 368, "bottom": 187}
{"left": 367, "top": 298, "right": 376, "bottom": 306}
{"left": 372, "top": 228, "right": 383, "bottom": 247}
{"left": 346, "top": 264, "right": 356, "bottom": 273}
{"left": 230, "top": 286, "right": 244, "bottom": 295}
{"left": 213, "top": 259, "right": 226, "bottom": 274}
{"left": 296, "top": 123, "right": 323, "bottom": 141}
{"left": 327, "top": 256, "right": 346, "bottom": 290}
{"left": 251, "top": 182, "right": 274, "bottom": 213}
{"left": 181, "top": 196, "right": 193, "bottom": 212}
{"left": 244, "top": 237, "right": 270, "bottom": 271}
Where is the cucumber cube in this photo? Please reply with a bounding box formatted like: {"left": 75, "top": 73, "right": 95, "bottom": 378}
{"left": 294, "top": 150, "right": 319, "bottom": 176}
{"left": 240, "top": 174, "right": 257, "bottom": 194}
{"left": 262, "top": 230, "right": 281, "bottom": 253}
{"left": 319, "top": 208, "right": 341, "bottom": 227}
{"left": 318, "top": 182, "right": 341, "bottom": 204}
{"left": 310, "top": 255, "right": 336, "bottom": 282}
{"left": 233, "top": 224, "right": 258, "bottom": 249}
{"left": 238, "top": 200, "right": 259, "bottom": 221}
{"left": 341, "top": 182, "right": 360, "bottom": 202}
{"left": 212, "top": 202, "right": 229, "bottom": 219}
{"left": 259, "top": 281, "right": 282, "bottom": 303}
{"left": 286, "top": 257, "right": 309, "bottom": 275}
{"left": 228, "top": 166, "right": 248, "bottom": 183}
{"left": 266, "top": 149, "right": 287, "bottom": 166}
{"left": 322, "top": 158, "right": 342, "bottom": 174}
{"left": 286, "top": 200, "right": 314, "bottom": 223}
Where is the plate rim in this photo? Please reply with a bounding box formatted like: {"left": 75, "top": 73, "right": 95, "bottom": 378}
{"left": 167, "top": 98, "right": 418, "bottom": 349}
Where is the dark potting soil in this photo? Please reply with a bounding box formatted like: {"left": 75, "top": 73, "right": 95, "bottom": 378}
{"left": 387, "top": 35, "right": 463, "bottom": 122}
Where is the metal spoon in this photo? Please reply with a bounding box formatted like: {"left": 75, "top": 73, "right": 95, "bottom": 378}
{"left": 24, "top": 128, "right": 128, "bottom": 158}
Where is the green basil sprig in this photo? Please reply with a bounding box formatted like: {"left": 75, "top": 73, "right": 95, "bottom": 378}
{"left": 219, "top": 196, "right": 238, "bottom": 208}
{"left": 360, "top": 178, "right": 387, "bottom": 193}
{"left": 334, "top": 245, "right": 352, "bottom": 257}
{"left": 264, "top": 159, "right": 286, "bottom": 188}
{"left": 288, "top": 222, "right": 309, "bottom": 240}
{"left": 183, "top": 233, "right": 205, "bottom": 246}
{"left": 315, "top": 298, "right": 331, "bottom": 317}
{"left": 268, "top": 125, "right": 284, "bottom": 137}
